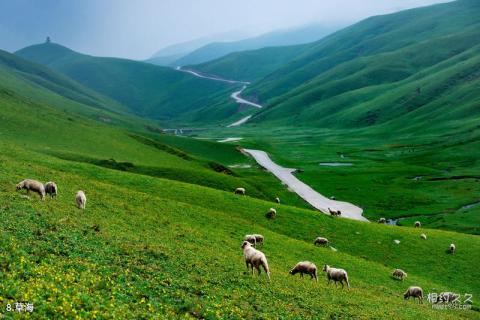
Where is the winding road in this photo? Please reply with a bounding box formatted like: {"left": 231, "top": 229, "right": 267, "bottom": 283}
{"left": 176, "top": 66, "right": 261, "bottom": 126}
{"left": 230, "top": 86, "right": 263, "bottom": 109}
{"left": 175, "top": 66, "right": 366, "bottom": 221}
{"left": 244, "top": 149, "right": 367, "bottom": 222}
{"left": 176, "top": 66, "right": 249, "bottom": 85}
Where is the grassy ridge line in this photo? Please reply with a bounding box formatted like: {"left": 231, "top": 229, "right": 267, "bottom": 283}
{"left": 0, "top": 49, "right": 129, "bottom": 114}
{"left": 0, "top": 145, "right": 477, "bottom": 318}
{"left": 0, "top": 54, "right": 164, "bottom": 134}
{"left": 15, "top": 43, "right": 237, "bottom": 121}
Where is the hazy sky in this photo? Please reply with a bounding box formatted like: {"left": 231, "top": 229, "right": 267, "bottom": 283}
{"left": 0, "top": 0, "right": 451, "bottom": 60}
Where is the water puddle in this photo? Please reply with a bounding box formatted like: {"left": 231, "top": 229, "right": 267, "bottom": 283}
{"left": 319, "top": 163, "right": 353, "bottom": 167}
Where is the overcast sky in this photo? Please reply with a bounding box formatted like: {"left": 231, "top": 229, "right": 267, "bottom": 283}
{"left": 0, "top": 0, "right": 451, "bottom": 60}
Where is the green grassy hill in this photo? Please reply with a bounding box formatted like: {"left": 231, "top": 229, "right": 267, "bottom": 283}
{"left": 0, "top": 49, "right": 128, "bottom": 114}
{"left": 1, "top": 2, "right": 480, "bottom": 317}
{"left": 1, "top": 40, "right": 479, "bottom": 318}
{"left": 251, "top": 0, "right": 480, "bottom": 102}
{"left": 1, "top": 90, "right": 479, "bottom": 319}
{"left": 15, "top": 43, "right": 236, "bottom": 122}
{"left": 190, "top": 44, "right": 306, "bottom": 82}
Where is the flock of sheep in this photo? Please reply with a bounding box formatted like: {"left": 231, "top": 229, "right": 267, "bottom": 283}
{"left": 236, "top": 187, "right": 458, "bottom": 303}
{"left": 15, "top": 179, "right": 86, "bottom": 209}
{"left": 378, "top": 217, "right": 456, "bottom": 254}
{"left": 14, "top": 181, "right": 459, "bottom": 305}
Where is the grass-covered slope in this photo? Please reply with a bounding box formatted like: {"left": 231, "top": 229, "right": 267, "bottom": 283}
{"left": 15, "top": 43, "right": 236, "bottom": 121}
{"left": 190, "top": 44, "right": 306, "bottom": 82}
{"left": 0, "top": 49, "right": 128, "bottom": 114}
{"left": 247, "top": 0, "right": 480, "bottom": 103}
{"left": 0, "top": 57, "right": 479, "bottom": 318}
{"left": 1, "top": 139, "right": 479, "bottom": 318}
{"left": 192, "top": 0, "right": 479, "bottom": 131}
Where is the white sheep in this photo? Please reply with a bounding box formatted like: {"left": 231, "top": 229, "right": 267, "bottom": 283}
{"left": 241, "top": 241, "right": 270, "bottom": 280}
{"left": 449, "top": 243, "right": 456, "bottom": 254}
{"left": 266, "top": 208, "right": 276, "bottom": 219}
{"left": 313, "top": 237, "right": 329, "bottom": 246}
{"left": 289, "top": 261, "right": 318, "bottom": 282}
{"left": 392, "top": 268, "right": 407, "bottom": 281}
{"left": 234, "top": 187, "right": 246, "bottom": 195}
{"left": 16, "top": 179, "right": 45, "bottom": 200}
{"left": 244, "top": 234, "right": 264, "bottom": 247}
{"left": 323, "top": 265, "right": 349, "bottom": 288}
{"left": 44, "top": 181, "right": 58, "bottom": 198}
{"left": 378, "top": 218, "right": 386, "bottom": 224}
{"left": 404, "top": 286, "right": 423, "bottom": 303}
{"left": 420, "top": 233, "right": 427, "bottom": 240}
{"left": 275, "top": 197, "right": 280, "bottom": 204}
{"left": 414, "top": 221, "right": 421, "bottom": 228}
{"left": 76, "top": 190, "right": 86, "bottom": 209}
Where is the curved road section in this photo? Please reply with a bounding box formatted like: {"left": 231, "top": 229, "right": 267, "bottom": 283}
{"left": 175, "top": 66, "right": 261, "bottom": 126}
{"left": 230, "top": 86, "right": 263, "bottom": 109}
{"left": 243, "top": 149, "right": 367, "bottom": 222}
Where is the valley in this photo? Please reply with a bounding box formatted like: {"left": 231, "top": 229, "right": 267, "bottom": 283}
{"left": 1, "top": 0, "right": 479, "bottom": 318}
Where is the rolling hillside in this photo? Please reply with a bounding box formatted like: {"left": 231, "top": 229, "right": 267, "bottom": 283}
{"left": 2, "top": 1, "right": 479, "bottom": 318}
{"left": 190, "top": 44, "right": 307, "bottom": 82}
{"left": 243, "top": 0, "right": 480, "bottom": 130}
{"left": 15, "top": 43, "right": 236, "bottom": 121}
{"left": 0, "top": 49, "right": 128, "bottom": 115}
{"left": 0, "top": 50, "right": 479, "bottom": 318}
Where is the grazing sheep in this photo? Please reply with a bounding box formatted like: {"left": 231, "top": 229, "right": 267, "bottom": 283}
{"left": 328, "top": 208, "right": 342, "bottom": 216}
{"left": 289, "top": 261, "right": 318, "bottom": 282}
{"left": 244, "top": 234, "right": 264, "bottom": 247}
{"left": 234, "top": 187, "right": 246, "bottom": 195}
{"left": 323, "top": 265, "right": 350, "bottom": 288}
{"left": 241, "top": 241, "right": 270, "bottom": 280}
{"left": 449, "top": 243, "right": 456, "bottom": 254}
{"left": 414, "top": 221, "right": 421, "bottom": 228}
{"left": 266, "top": 208, "right": 276, "bottom": 219}
{"left": 392, "top": 269, "right": 407, "bottom": 281}
{"left": 313, "top": 237, "right": 329, "bottom": 246}
{"left": 275, "top": 197, "right": 280, "bottom": 204}
{"left": 16, "top": 179, "right": 45, "bottom": 200}
{"left": 44, "top": 181, "right": 58, "bottom": 198}
{"left": 420, "top": 233, "right": 427, "bottom": 240}
{"left": 437, "top": 292, "right": 459, "bottom": 304}
{"left": 404, "top": 286, "right": 423, "bottom": 303}
{"left": 76, "top": 190, "right": 86, "bottom": 209}
{"left": 378, "top": 218, "right": 386, "bottom": 224}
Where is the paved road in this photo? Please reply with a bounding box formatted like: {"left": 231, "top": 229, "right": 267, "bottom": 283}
{"left": 175, "top": 66, "right": 260, "bottom": 126}
{"left": 176, "top": 66, "right": 249, "bottom": 84}
{"left": 230, "top": 86, "right": 263, "bottom": 109}
{"left": 244, "top": 149, "right": 367, "bottom": 222}
{"left": 227, "top": 115, "right": 252, "bottom": 127}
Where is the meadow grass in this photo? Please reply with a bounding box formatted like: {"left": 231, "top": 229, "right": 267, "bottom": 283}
{"left": 1, "top": 143, "right": 479, "bottom": 319}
